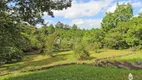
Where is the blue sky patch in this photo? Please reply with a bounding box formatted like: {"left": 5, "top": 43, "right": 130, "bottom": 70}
{"left": 41, "top": 0, "right": 142, "bottom": 29}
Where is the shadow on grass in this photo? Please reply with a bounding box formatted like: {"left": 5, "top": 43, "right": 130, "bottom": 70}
{"left": 28, "top": 55, "right": 67, "bottom": 66}
{"left": 2, "top": 53, "right": 69, "bottom": 72}
{"left": 95, "top": 49, "right": 106, "bottom": 54}
{"left": 0, "top": 54, "right": 39, "bottom": 71}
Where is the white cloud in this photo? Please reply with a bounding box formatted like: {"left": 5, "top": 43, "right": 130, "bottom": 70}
{"left": 36, "top": 19, "right": 53, "bottom": 28}
{"left": 139, "top": 8, "right": 142, "bottom": 13}
{"left": 132, "top": 2, "right": 142, "bottom": 7}
{"left": 44, "top": 20, "right": 53, "bottom": 25}
{"left": 106, "top": 5, "right": 116, "bottom": 13}
{"left": 36, "top": 24, "right": 42, "bottom": 28}
{"left": 51, "top": 0, "right": 112, "bottom": 19}
{"left": 71, "top": 19, "right": 102, "bottom": 29}
{"left": 106, "top": 1, "right": 130, "bottom": 13}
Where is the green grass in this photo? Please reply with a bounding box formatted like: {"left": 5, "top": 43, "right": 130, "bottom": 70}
{"left": 110, "top": 50, "right": 142, "bottom": 62}
{"left": 1, "top": 64, "right": 142, "bottom": 80}
{"left": 0, "top": 49, "right": 141, "bottom": 75}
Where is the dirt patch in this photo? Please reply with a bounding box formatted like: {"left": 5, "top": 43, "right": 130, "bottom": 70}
{"left": 95, "top": 60, "right": 142, "bottom": 70}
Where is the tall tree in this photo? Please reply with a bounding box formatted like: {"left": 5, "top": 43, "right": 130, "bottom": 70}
{"left": 48, "top": 24, "right": 55, "bottom": 34}
{"left": 72, "top": 24, "right": 78, "bottom": 31}
{"left": 55, "top": 21, "right": 64, "bottom": 29}
{"left": 45, "top": 32, "right": 60, "bottom": 56}
{"left": 2, "top": 0, "right": 72, "bottom": 25}
{"left": 101, "top": 3, "right": 133, "bottom": 32}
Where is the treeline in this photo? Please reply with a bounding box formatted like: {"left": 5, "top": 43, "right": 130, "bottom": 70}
{"left": 1, "top": 2, "right": 142, "bottom": 64}
{"left": 21, "top": 23, "right": 84, "bottom": 53}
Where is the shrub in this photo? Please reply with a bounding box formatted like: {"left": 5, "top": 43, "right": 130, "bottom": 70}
{"left": 93, "top": 42, "right": 102, "bottom": 53}
{"left": 136, "top": 45, "right": 142, "bottom": 50}
{"left": 74, "top": 43, "right": 90, "bottom": 60}
{"left": 31, "top": 36, "right": 42, "bottom": 50}
{"left": 0, "top": 47, "right": 23, "bottom": 65}
{"left": 45, "top": 45, "right": 54, "bottom": 56}
{"left": 45, "top": 33, "right": 60, "bottom": 56}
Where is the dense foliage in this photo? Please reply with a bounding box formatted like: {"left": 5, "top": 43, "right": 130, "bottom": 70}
{"left": 101, "top": 3, "right": 142, "bottom": 49}
{"left": 0, "top": 0, "right": 72, "bottom": 65}
{"left": 74, "top": 43, "right": 90, "bottom": 60}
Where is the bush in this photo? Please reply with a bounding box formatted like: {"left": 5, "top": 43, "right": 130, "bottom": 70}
{"left": 93, "top": 42, "right": 102, "bottom": 53}
{"left": 45, "top": 46, "right": 54, "bottom": 56}
{"left": 31, "top": 36, "right": 42, "bottom": 50}
{"left": 74, "top": 43, "right": 90, "bottom": 60}
{"left": 45, "top": 33, "right": 60, "bottom": 56}
{"left": 0, "top": 47, "right": 23, "bottom": 65}
{"left": 136, "top": 45, "right": 142, "bottom": 50}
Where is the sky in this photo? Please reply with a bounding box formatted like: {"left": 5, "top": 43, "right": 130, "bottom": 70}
{"left": 37, "top": 0, "right": 142, "bottom": 29}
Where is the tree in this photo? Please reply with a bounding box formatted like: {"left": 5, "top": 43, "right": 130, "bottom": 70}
{"left": 74, "top": 43, "right": 90, "bottom": 60}
{"left": 0, "top": 12, "right": 23, "bottom": 64}
{"left": 55, "top": 21, "right": 64, "bottom": 29}
{"left": 19, "top": 25, "right": 43, "bottom": 51}
{"left": 125, "top": 24, "right": 142, "bottom": 47}
{"left": 48, "top": 24, "right": 55, "bottom": 34}
{"left": 45, "top": 32, "right": 60, "bottom": 56}
{"left": 101, "top": 3, "right": 133, "bottom": 32}
{"left": 139, "top": 12, "right": 142, "bottom": 17}
{"left": 40, "top": 25, "right": 49, "bottom": 35}
{"left": 0, "top": 0, "right": 72, "bottom": 64}
{"left": 2, "top": 0, "right": 72, "bottom": 25}
{"left": 101, "top": 12, "right": 115, "bottom": 32}
{"left": 114, "top": 3, "right": 133, "bottom": 22}
{"left": 63, "top": 24, "right": 70, "bottom": 30}
{"left": 93, "top": 42, "right": 102, "bottom": 53}
{"left": 104, "top": 30, "right": 127, "bottom": 49}
{"left": 83, "top": 28, "right": 104, "bottom": 50}
{"left": 61, "top": 39, "right": 70, "bottom": 51}
{"left": 71, "top": 24, "right": 78, "bottom": 31}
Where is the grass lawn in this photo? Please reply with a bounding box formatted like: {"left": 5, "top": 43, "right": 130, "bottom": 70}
{"left": 1, "top": 64, "right": 142, "bottom": 80}
{"left": 110, "top": 50, "right": 142, "bottom": 62}
{"left": 0, "top": 49, "right": 141, "bottom": 75}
